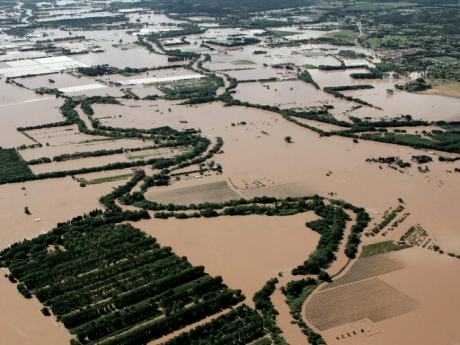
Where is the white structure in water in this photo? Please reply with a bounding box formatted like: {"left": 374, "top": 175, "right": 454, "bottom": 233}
{"left": 0, "top": 56, "right": 88, "bottom": 78}
{"left": 116, "top": 73, "right": 204, "bottom": 86}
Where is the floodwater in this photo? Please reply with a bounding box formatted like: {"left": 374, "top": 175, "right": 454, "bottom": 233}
{"left": 17, "top": 73, "right": 99, "bottom": 89}
{"left": 234, "top": 80, "right": 351, "bottom": 113}
{"left": 73, "top": 46, "right": 169, "bottom": 69}
{"left": 136, "top": 212, "right": 320, "bottom": 302}
{"left": 0, "top": 177, "right": 125, "bottom": 249}
{"left": 308, "top": 68, "right": 371, "bottom": 88}
{"left": 0, "top": 273, "right": 71, "bottom": 345}
{"left": 308, "top": 69, "right": 460, "bottom": 121}
{"left": 343, "top": 81, "right": 460, "bottom": 121}
{"left": 0, "top": 95, "right": 63, "bottom": 148}
{"left": 91, "top": 101, "right": 460, "bottom": 252}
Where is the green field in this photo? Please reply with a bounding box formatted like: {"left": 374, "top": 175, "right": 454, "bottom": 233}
{"left": 324, "top": 30, "right": 359, "bottom": 45}
{"left": 431, "top": 56, "right": 458, "bottom": 64}
{"left": 230, "top": 59, "right": 257, "bottom": 65}
{"left": 360, "top": 241, "right": 410, "bottom": 258}
{"left": 269, "top": 29, "right": 298, "bottom": 37}
{"left": 86, "top": 173, "right": 133, "bottom": 185}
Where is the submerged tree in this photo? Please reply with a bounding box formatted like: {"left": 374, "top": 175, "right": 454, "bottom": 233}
{"left": 284, "top": 136, "right": 293, "bottom": 143}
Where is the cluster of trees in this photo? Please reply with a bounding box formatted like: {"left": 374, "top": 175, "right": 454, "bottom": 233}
{"left": 356, "top": 130, "right": 460, "bottom": 154}
{"left": 78, "top": 65, "right": 175, "bottom": 77}
{"left": 412, "top": 154, "right": 433, "bottom": 164}
{"left": 77, "top": 64, "right": 119, "bottom": 76}
{"left": 371, "top": 204, "right": 405, "bottom": 235}
{"left": 163, "top": 305, "right": 267, "bottom": 345}
{"left": 28, "top": 157, "right": 52, "bottom": 165}
{"left": 292, "top": 200, "right": 349, "bottom": 275}
{"left": 34, "top": 87, "right": 64, "bottom": 96}
{"left": 148, "top": 0, "right": 315, "bottom": 15}
{"left": 333, "top": 201, "right": 371, "bottom": 259}
{"left": 439, "top": 155, "right": 460, "bottom": 162}
{"left": 153, "top": 23, "right": 204, "bottom": 39}
{"left": 299, "top": 70, "right": 320, "bottom": 89}
{"left": 158, "top": 76, "right": 223, "bottom": 102}
{"left": 17, "top": 121, "right": 69, "bottom": 132}
{"left": 0, "top": 148, "right": 34, "bottom": 183}
{"left": 148, "top": 196, "right": 323, "bottom": 220}
{"left": 350, "top": 68, "right": 384, "bottom": 79}
{"left": 253, "top": 278, "right": 288, "bottom": 345}
{"left": 39, "top": 15, "right": 127, "bottom": 27}
{"left": 366, "top": 156, "right": 412, "bottom": 169}
{"left": 395, "top": 78, "right": 432, "bottom": 92}
{"left": 323, "top": 85, "right": 377, "bottom": 107}
{"left": 206, "top": 37, "right": 260, "bottom": 47}
{"left": 318, "top": 64, "right": 347, "bottom": 71}
{"left": 282, "top": 278, "right": 326, "bottom": 345}
{"left": 318, "top": 63, "right": 368, "bottom": 71}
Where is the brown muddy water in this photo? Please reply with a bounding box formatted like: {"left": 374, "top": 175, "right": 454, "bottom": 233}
{"left": 136, "top": 212, "right": 320, "bottom": 303}
{"left": 93, "top": 101, "right": 460, "bottom": 252}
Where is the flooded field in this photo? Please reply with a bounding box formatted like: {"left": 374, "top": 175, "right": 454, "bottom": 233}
{"left": 73, "top": 46, "right": 169, "bottom": 69}
{"left": 345, "top": 84, "right": 460, "bottom": 121}
{"left": 30, "top": 146, "right": 182, "bottom": 174}
{"left": 146, "top": 180, "right": 242, "bottom": 205}
{"left": 91, "top": 101, "right": 460, "bottom": 252}
{"left": 24, "top": 125, "right": 107, "bottom": 146}
{"left": 0, "top": 273, "right": 71, "bottom": 345}
{"left": 0, "top": 97, "right": 63, "bottom": 147}
{"left": 19, "top": 137, "right": 155, "bottom": 160}
{"left": 317, "top": 247, "right": 460, "bottom": 345}
{"left": 0, "top": 177, "right": 124, "bottom": 248}
{"left": 234, "top": 80, "right": 351, "bottom": 112}
{"left": 136, "top": 212, "right": 320, "bottom": 302}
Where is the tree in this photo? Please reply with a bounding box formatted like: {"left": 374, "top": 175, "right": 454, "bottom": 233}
{"left": 284, "top": 136, "right": 293, "bottom": 143}
{"left": 318, "top": 270, "right": 332, "bottom": 282}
